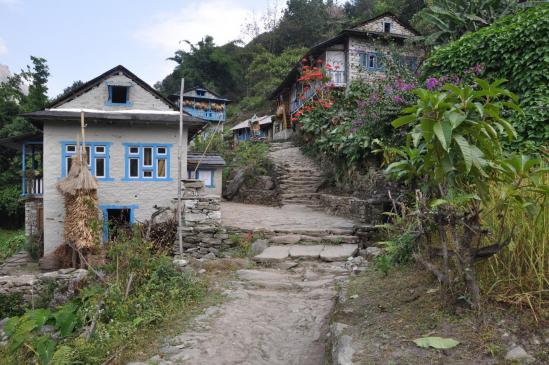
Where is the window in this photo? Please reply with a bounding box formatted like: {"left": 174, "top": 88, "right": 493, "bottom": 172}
{"left": 383, "top": 22, "right": 391, "bottom": 33}
{"left": 124, "top": 144, "right": 171, "bottom": 181}
{"left": 61, "top": 142, "right": 111, "bottom": 180}
{"left": 106, "top": 85, "right": 132, "bottom": 106}
{"left": 360, "top": 52, "right": 384, "bottom": 72}
{"left": 196, "top": 89, "right": 206, "bottom": 96}
{"left": 188, "top": 168, "right": 214, "bottom": 187}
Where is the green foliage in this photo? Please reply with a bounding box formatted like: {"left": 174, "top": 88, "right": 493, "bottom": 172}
{"left": 414, "top": 0, "right": 518, "bottom": 45}
{"left": 223, "top": 141, "right": 273, "bottom": 183}
{"left": 0, "top": 229, "right": 25, "bottom": 261}
{"left": 387, "top": 79, "right": 519, "bottom": 193}
{"left": 422, "top": 4, "right": 549, "bottom": 150}
{"left": 0, "top": 292, "right": 26, "bottom": 318}
{"left": 1, "top": 232, "right": 206, "bottom": 365}
{"left": 190, "top": 126, "right": 227, "bottom": 154}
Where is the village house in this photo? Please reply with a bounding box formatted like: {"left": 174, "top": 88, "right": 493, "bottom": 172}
{"left": 271, "top": 12, "right": 423, "bottom": 137}
{"left": 6, "top": 65, "right": 226, "bottom": 255}
{"left": 230, "top": 115, "right": 275, "bottom": 144}
{"left": 168, "top": 86, "right": 230, "bottom": 123}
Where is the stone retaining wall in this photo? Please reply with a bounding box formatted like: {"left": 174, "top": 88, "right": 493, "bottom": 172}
{"left": 177, "top": 194, "right": 232, "bottom": 259}
{"left": 317, "top": 194, "right": 390, "bottom": 224}
{"left": 0, "top": 268, "right": 88, "bottom": 309}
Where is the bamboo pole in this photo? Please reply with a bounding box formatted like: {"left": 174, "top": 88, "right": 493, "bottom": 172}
{"left": 176, "top": 79, "right": 185, "bottom": 257}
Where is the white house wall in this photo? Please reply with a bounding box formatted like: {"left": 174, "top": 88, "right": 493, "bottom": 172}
{"left": 56, "top": 73, "right": 172, "bottom": 111}
{"left": 42, "top": 120, "right": 188, "bottom": 254}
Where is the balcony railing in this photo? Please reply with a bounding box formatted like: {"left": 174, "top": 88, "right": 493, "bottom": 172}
{"left": 328, "top": 70, "right": 346, "bottom": 87}
{"left": 183, "top": 107, "right": 226, "bottom": 122}
{"left": 23, "top": 175, "right": 43, "bottom": 197}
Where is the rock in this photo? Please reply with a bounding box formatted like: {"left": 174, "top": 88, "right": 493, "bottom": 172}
{"left": 365, "top": 246, "right": 382, "bottom": 259}
{"left": 331, "top": 322, "right": 355, "bottom": 365}
{"left": 223, "top": 168, "right": 249, "bottom": 200}
{"left": 278, "top": 261, "right": 299, "bottom": 270}
{"left": 173, "top": 259, "right": 188, "bottom": 268}
{"left": 253, "top": 246, "right": 290, "bottom": 263}
{"left": 251, "top": 239, "right": 269, "bottom": 255}
{"left": 203, "top": 252, "right": 217, "bottom": 260}
{"left": 505, "top": 346, "right": 535, "bottom": 363}
{"left": 198, "top": 269, "right": 206, "bottom": 274}
{"left": 270, "top": 235, "right": 302, "bottom": 245}
{"left": 289, "top": 245, "right": 324, "bottom": 259}
{"left": 320, "top": 244, "right": 358, "bottom": 262}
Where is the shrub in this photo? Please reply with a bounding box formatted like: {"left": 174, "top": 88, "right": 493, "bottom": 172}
{"left": 422, "top": 4, "right": 549, "bottom": 150}
{"left": 0, "top": 230, "right": 25, "bottom": 261}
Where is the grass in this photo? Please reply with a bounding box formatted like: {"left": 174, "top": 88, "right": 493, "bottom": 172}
{"left": 478, "top": 178, "right": 549, "bottom": 319}
{"left": 334, "top": 265, "right": 549, "bottom": 364}
{"left": 0, "top": 228, "right": 25, "bottom": 261}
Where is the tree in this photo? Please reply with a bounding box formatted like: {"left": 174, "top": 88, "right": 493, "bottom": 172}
{"left": 413, "top": 0, "right": 518, "bottom": 45}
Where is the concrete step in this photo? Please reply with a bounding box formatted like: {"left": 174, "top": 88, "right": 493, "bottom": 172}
{"left": 253, "top": 244, "right": 358, "bottom": 263}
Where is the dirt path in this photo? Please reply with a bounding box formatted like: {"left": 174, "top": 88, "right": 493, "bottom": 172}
{"left": 129, "top": 261, "right": 349, "bottom": 365}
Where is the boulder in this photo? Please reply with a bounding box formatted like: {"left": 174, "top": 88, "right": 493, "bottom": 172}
{"left": 251, "top": 239, "right": 269, "bottom": 255}
{"left": 505, "top": 346, "right": 535, "bottom": 363}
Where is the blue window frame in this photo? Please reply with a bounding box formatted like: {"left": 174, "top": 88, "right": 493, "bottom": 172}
{"left": 187, "top": 168, "right": 215, "bottom": 188}
{"left": 359, "top": 52, "right": 384, "bottom": 72}
{"left": 123, "top": 143, "right": 172, "bottom": 181}
{"left": 106, "top": 84, "right": 133, "bottom": 106}
{"left": 60, "top": 141, "right": 113, "bottom": 181}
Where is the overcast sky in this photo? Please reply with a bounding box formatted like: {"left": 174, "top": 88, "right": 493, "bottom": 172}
{"left": 0, "top": 0, "right": 272, "bottom": 97}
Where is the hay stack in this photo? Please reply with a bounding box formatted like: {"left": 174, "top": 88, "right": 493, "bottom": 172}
{"left": 56, "top": 153, "right": 100, "bottom": 267}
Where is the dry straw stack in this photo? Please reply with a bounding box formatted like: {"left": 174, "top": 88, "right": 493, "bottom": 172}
{"left": 54, "top": 111, "right": 100, "bottom": 267}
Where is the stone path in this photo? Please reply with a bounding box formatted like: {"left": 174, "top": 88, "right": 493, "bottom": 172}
{"left": 221, "top": 202, "right": 355, "bottom": 234}
{"left": 129, "top": 261, "right": 351, "bottom": 365}
{"left": 269, "top": 141, "right": 324, "bottom": 207}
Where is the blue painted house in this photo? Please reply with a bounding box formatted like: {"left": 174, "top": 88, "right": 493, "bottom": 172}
{"left": 169, "top": 87, "right": 230, "bottom": 123}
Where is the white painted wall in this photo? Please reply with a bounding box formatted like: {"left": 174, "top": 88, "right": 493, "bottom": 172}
{"left": 57, "top": 73, "right": 172, "bottom": 111}
{"left": 42, "top": 120, "right": 188, "bottom": 254}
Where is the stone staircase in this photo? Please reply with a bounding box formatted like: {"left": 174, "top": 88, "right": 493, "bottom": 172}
{"left": 269, "top": 141, "right": 324, "bottom": 208}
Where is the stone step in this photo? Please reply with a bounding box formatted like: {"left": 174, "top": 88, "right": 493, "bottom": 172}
{"left": 279, "top": 177, "right": 323, "bottom": 184}
{"left": 269, "top": 234, "right": 358, "bottom": 245}
{"left": 279, "top": 187, "right": 318, "bottom": 193}
{"left": 281, "top": 193, "right": 321, "bottom": 199}
{"left": 253, "top": 244, "right": 358, "bottom": 263}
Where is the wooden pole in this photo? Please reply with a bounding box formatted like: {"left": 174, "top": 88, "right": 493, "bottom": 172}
{"left": 176, "top": 79, "right": 185, "bottom": 257}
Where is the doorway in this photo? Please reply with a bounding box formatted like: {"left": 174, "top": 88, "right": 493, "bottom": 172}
{"left": 100, "top": 205, "right": 137, "bottom": 242}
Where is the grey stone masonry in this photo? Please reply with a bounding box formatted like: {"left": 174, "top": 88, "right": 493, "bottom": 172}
{"left": 24, "top": 198, "right": 42, "bottom": 241}
{"left": 176, "top": 187, "right": 232, "bottom": 259}
{"left": 0, "top": 268, "right": 88, "bottom": 308}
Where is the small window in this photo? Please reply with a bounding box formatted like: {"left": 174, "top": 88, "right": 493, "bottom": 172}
{"left": 157, "top": 147, "right": 167, "bottom": 155}
{"left": 66, "top": 145, "right": 76, "bottom": 153}
{"left": 197, "top": 169, "right": 213, "bottom": 187}
{"left": 110, "top": 86, "right": 129, "bottom": 104}
{"left": 196, "top": 89, "right": 206, "bottom": 96}
{"left": 143, "top": 147, "right": 153, "bottom": 167}
{"left": 95, "top": 158, "right": 105, "bottom": 178}
{"left": 368, "top": 54, "right": 376, "bottom": 69}
{"left": 384, "top": 22, "right": 391, "bottom": 33}
{"left": 143, "top": 170, "right": 153, "bottom": 178}
{"left": 129, "top": 146, "right": 139, "bottom": 155}
{"left": 129, "top": 158, "right": 139, "bottom": 178}
{"left": 95, "top": 146, "right": 105, "bottom": 154}
{"left": 157, "top": 159, "right": 167, "bottom": 178}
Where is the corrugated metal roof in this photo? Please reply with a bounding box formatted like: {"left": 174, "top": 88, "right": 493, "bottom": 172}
{"left": 187, "top": 153, "right": 226, "bottom": 166}
{"left": 230, "top": 115, "right": 273, "bottom": 131}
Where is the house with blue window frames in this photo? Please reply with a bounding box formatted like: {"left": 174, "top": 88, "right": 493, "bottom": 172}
{"left": 270, "top": 12, "right": 423, "bottom": 133}
{"left": 12, "top": 65, "right": 225, "bottom": 254}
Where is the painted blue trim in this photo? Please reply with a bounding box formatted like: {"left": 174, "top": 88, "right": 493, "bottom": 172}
{"left": 21, "top": 143, "right": 26, "bottom": 196}
{"left": 122, "top": 143, "right": 172, "bottom": 181}
{"left": 60, "top": 141, "right": 113, "bottom": 181}
{"left": 105, "top": 83, "right": 134, "bottom": 107}
{"left": 99, "top": 204, "right": 139, "bottom": 242}
{"left": 188, "top": 168, "right": 215, "bottom": 188}
{"left": 359, "top": 52, "right": 385, "bottom": 72}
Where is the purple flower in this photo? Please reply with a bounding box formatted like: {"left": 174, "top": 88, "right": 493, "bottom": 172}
{"left": 396, "top": 79, "right": 414, "bottom": 92}
{"left": 393, "top": 95, "right": 403, "bottom": 104}
{"left": 352, "top": 119, "right": 364, "bottom": 126}
{"left": 368, "top": 93, "right": 379, "bottom": 103}
{"left": 350, "top": 127, "right": 358, "bottom": 133}
{"left": 426, "top": 77, "right": 440, "bottom": 90}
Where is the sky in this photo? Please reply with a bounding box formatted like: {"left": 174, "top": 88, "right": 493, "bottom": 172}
{"left": 0, "top": 0, "right": 273, "bottom": 97}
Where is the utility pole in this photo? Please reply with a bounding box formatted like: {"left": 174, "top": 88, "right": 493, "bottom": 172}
{"left": 176, "top": 79, "right": 185, "bottom": 257}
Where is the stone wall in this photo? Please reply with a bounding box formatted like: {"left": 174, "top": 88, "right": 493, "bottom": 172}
{"left": 177, "top": 194, "right": 232, "bottom": 259}
{"left": 317, "top": 194, "right": 391, "bottom": 224}
{"left": 0, "top": 268, "right": 88, "bottom": 309}
{"left": 24, "top": 198, "right": 42, "bottom": 241}
{"left": 232, "top": 175, "right": 280, "bottom": 206}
